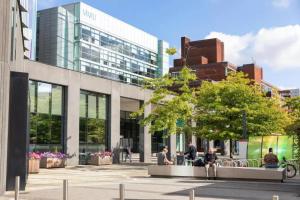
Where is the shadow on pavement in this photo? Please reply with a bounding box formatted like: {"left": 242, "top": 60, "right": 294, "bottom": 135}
{"left": 166, "top": 179, "right": 300, "bottom": 200}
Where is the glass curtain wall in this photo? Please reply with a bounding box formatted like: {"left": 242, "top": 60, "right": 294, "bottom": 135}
{"left": 79, "top": 90, "right": 108, "bottom": 160}
{"left": 29, "top": 80, "right": 64, "bottom": 152}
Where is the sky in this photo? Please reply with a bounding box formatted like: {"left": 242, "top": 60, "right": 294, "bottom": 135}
{"left": 38, "top": 0, "right": 300, "bottom": 89}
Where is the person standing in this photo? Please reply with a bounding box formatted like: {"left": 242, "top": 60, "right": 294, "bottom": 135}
{"left": 204, "top": 148, "right": 218, "bottom": 179}
{"left": 264, "top": 147, "right": 279, "bottom": 168}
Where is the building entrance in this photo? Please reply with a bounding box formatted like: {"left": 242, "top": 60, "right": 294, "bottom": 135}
{"left": 120, "top": 111, "right": 140, "bottom": 153}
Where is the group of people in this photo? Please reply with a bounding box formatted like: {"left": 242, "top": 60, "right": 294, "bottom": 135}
{"left": 158, "top": 142, "right": 280, "bottom": 179}
{"left": 158, "top": 142, "right": 218, "bottom": 179}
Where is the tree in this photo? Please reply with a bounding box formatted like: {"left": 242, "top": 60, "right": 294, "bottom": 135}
{"left": 285, "top": 96, "right": 300, "bottom": 162}
{"left": 194, "top": 72, "right": 290, "bottom": 141}
{"left": 131, "top": 67, "right": 197, "bottom": 136}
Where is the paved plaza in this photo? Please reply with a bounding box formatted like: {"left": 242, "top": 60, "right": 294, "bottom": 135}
{"left": 1, "top": 165, "right": 300, "bottom": 200}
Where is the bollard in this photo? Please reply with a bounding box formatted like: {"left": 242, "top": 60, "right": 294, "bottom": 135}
{"left": 189, "top": 189, "right": 195, "bottom": 200}
{"left": 119, "top": 183, "right": 125, "bottom": 200}
{"left": 63, "top": 179, "right": 68, "bottom": 200}
{"left": 272, "top": 195, "right": 279, "bottom": 200}
{"left": 15, "top": 176, "right": 20, "bottom": 200}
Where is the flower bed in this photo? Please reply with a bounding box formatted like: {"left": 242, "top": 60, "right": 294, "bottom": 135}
{"left": 90, "top": 152, "right": 112, "bottom": 166}
{"left": 40, "top": 152, "right": 67, "bottom": 169}
{"left": 28, "top": 152, "right": 41, "bottom": 174}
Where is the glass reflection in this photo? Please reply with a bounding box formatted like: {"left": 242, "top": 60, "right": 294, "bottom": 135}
{"left": 29, "top": 80, "right": 64, "bottom": 152}
{"left": 79, "top": 90, "right": 108, "bottom": 161}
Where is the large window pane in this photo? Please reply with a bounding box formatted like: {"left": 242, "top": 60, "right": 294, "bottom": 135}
{"left": 80, "top": 93, "right": 86, "bottom": 118}
{"left": 29, "top": 81, "right": 36, "bottom": 113}
{"left": 88, "top": 95, "right": 97, "bottom": 118}
{"left": 98, "top": 96, "right": 106, "bottom": 120}
{"left": 52, "top": 85, "right": 62, "bottom": 115}
{"left": 79, "top": 90, "right": 108, "bottom": 162}
{"left": 29, "top": 80, "right": 64, "bottom": 152}
{"left": 37, "top": 83, "right": 51, "bottom": 114}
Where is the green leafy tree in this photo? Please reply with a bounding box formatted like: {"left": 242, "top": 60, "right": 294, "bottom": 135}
{"left": 285, "top": 96, "right": 300, "bottom": 162}
{"left": 165, "top": 47, "right": 177, "bottom": 56}
{"left": 131, "top": 67, "right": 196, "bottom": 136}
{"left": 194, "top": 72, "right": 290, "bottom": 141}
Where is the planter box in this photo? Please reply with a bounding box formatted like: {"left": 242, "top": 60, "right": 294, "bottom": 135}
{"left": 40, "top": 157, "right": 66, "bottom": 168}
{"left": 28, "top": 159, "right": 40, "bottom": 174}
{"left": 90, "top": 156, "right": 112, "bottom": 166}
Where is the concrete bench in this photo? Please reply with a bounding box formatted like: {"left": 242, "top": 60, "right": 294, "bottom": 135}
{"left": 148, "top": 165, "right": 286, "bottom": 182}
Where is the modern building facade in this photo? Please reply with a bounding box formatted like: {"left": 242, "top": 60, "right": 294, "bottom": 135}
{"left": 0, "top": 0, "right": 175, "bottom": 194}
{"left": 36, "top": 2, "right": 169, "bottom": 86}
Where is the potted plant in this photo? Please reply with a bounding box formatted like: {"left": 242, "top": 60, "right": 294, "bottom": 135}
{"left": 40, "top": 152, "right": 67, "bottom": 168}
{"left": 90, "top": 151, "right": 112, "bottom": 165}
{"left": 28, "top": 152, "right": 41, "bottom": 174}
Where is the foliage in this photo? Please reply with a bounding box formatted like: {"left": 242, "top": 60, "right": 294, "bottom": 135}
{"left": 131, "top": 67, "right": 197, "bottom": 136}
{"left": 194, "top": 72, "right": 290, "bottom": 140}
{"left": 165, "top": 47, "right": 177, "bottom": 55}
{"left": 285, "top": 96, "right": 300, "bottom": 161}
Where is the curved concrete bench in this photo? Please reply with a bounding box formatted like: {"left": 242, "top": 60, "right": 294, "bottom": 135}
{"left": 148, "top": 165, "right": 286, "bottom": 182}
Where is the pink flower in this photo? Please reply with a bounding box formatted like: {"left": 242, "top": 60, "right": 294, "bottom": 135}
{"left": 28, "top": 152, "right": 41, "bottom": 160}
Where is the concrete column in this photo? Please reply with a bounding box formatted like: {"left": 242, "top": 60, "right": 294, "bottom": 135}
{"left": 0, "top": 64, "right": 10, "bottom": 194}
{"left": 0, "top": 0, "right": 12, "bottom": 194}
{"left": 223, "top": 140, "right": 230, "bottom": 156}
{"left": 66, "top": 72, "right": 80, "bottom": 166}
{"left": 191, "top": 136, "right": 197, "bottom": 147}
{"left": 238, "top": 140, "right": 248, "bottom": 159}
{"left": 139, "top": 98, "right": 152, "bottom": 163}
{"left": 169, "top": 134, "right": 177, "bottom": 159}
{"left": 191, "top": 121, "right": 197, "bottom": 148}
{"left": 209, "top": 140, "right": 214, "bottom": 150}
{"left": 110, "top": 82, "right": 120, "bottom": 151}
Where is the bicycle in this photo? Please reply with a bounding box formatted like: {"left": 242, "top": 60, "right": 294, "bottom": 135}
{"left": 261, "top": 156, "right": 297, "bottom": 178}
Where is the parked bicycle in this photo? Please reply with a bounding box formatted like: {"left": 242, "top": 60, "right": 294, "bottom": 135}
{"left": 261, "top": 156, "right": 297, "bottom": 178}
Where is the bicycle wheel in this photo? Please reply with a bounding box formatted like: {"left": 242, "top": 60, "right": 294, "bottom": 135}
{"left": 286, "top": 164, "right": 297, "bottom": 178}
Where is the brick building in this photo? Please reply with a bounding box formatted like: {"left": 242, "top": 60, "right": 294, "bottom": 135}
{"left": 169, "top": 37, "right": 273, "bottom": 92}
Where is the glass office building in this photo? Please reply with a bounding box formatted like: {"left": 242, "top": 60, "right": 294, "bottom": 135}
{"left": 36, "top": 2, "right": 169, "bottom": 86}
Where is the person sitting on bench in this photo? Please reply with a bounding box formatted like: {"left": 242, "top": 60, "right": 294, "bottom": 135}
{"left": 157, "top": 146, "right": 173, "bottom": 165}
{"left": 184, "top": 141, "right": 197, "bottom": 161}
{"left": 204, "top": 148, "right": 218, "bottom": 179}
{"left": 264, "top": 147, "right": 279, "bottom": 168}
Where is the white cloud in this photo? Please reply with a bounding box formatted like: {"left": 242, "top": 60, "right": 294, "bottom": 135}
{"left": 205, "top": 25, "right": 300, "bottom": 70}
{"left": 272, "top": 0, "right": 292, "bottom": 8}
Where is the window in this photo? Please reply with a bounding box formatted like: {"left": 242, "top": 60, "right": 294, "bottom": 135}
{"left": 29, "top": 80, "right": 64, "bottom": 152}
{"left": 79, "top": 91, "right": 108, "bottom": 160}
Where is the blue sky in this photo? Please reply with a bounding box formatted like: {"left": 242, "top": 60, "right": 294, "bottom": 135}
{"left": 38, "top": 0, "right": 300, "bottom": 89}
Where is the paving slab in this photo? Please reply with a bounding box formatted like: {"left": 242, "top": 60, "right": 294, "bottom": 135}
{"left": 1, "top": 165, "right": 300, "bottom": 200}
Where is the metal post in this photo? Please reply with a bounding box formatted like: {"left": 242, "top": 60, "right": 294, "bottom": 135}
{"left": 272, "top": 195, "right": 279, "bottom": 200}
{"left": 119, "top": 184, "right": 125, "bottom": 200}
{"left": 15, "top": 176, "right": 20, "bottom": 200}
{"left": 63, "top": 179, "right": 68, "bottom": 200}
{"left": 189, "top": 189, "right": 195, "bottom": 200}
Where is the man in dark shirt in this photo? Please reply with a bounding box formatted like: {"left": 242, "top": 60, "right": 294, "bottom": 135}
{"left": 204, "top": 148, "right": 218, "bottom": 179}
{"left": 264, "top": 147, "right": 279, "bottom": 168}
{"left": 184, "top": 141, "right": 197, "bottom": 161}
